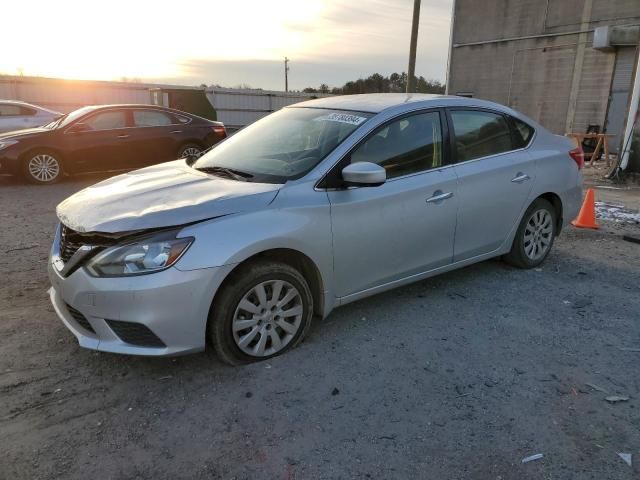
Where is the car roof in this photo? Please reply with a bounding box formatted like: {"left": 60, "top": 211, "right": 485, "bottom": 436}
{"left": 290, "top": 93, "right": 515, "bottom": 115}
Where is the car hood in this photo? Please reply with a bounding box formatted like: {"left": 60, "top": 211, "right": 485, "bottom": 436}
{"left": 0, "top": 127, "right": 50, "bottom": 139}
{"left": 56, "top": 160, "right": 282, "bottom": 233}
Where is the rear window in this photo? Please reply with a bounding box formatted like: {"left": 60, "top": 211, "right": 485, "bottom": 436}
{"left": 512, "top": 117, "right": 535, "bottom": 148}
{"left": 450, "top": 110, "right": 513, "bottom": 162}
{"left": 134, "top": 110, "right": 173, "bottom": 127}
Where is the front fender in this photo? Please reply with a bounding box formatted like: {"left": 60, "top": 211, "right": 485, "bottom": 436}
{"left": 175, "top": 187, "right": 334, "bottom": 312}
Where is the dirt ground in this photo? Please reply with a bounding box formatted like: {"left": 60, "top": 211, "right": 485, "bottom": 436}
{"left": 1, "top": 171, "right": 639, "bottom": 480}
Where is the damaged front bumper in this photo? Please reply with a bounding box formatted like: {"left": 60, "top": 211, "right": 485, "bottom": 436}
{"left": 47, "top": 223, "right": 235, "bottom": 356}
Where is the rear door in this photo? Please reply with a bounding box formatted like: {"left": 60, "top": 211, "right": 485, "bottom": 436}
{"left": 447, "top": 109, "right": 536, "bottom": 261}
{"left": 129, "top": 109, "right": 180, "bottom": 167}
{"left": 327, "top": 110, "right": 459, "bottom": 297}
{"left": 64, "top": 109, "right": 133, "bottom": 173}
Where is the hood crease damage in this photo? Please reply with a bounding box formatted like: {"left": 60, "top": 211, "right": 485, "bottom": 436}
{"left": 56, "top": 160, "right": 281, "bottom": 233}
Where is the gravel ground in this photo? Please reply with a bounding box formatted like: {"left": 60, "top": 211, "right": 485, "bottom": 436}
{"left": 1, "top": 173, "right": 639, "bottom": 480}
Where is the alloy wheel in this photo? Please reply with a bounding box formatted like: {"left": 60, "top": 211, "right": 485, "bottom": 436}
{"left": 232, "top": 280, "right": 303, "bottom": 357}
{"left": 28, "top": 154, "right": 60, "bottom": 182}
{"left": 180, "top": 146, "right": 202, "bottom": 160}
{"left": 523, "top": 209, "right": 553, "bottom": 261}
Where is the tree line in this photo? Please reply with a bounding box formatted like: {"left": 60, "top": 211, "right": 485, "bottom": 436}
{"left": 301, "top": 72, "right": 445, "bottom": 95}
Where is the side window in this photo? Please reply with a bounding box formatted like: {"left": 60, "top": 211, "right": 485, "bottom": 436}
{"left": 0, "top": 104, "right": 23, "bottom": 116}
{"left": 20, "top": 107, "right": 37, "bottom": 116}
{"left": 84, "top": 111, "right": 127, "bottom": 130}
{"left": 175, "top": 114, "right": 191, "bottom": 124}
{"left": 450, "top": 110, "right": 513, "bottom": 162}
{"left": 351, "top": 111, "right": 443, "bottom": 178}
{"left": 511, "top": 117, "right": 535, "bottom": 148}
{"left": 133, "top": 110, "right": 173, "bottom": 127}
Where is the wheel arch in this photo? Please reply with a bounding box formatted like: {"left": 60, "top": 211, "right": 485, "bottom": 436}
{"left": 211, "top": 248, "right": 326, "bottom": 320}
{"left": 537, "top": 192, "right": 563, "bottom": 235}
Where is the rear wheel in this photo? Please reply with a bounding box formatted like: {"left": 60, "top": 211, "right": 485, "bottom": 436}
{"left": 504, "top": 198, "right": 557, "bottom": 269}
{"left": 22, "top": 150, "right": 62, "bottom": 184}
{"left": 177, "top": 144, "right": 203, "bottom": 162}
{"left": 209, "top": 260, "right": 314, "bottom": 365}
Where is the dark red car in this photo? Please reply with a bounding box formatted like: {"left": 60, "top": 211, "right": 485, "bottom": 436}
{"left": 0, "top": 104, "right": 226, "bottom": 184}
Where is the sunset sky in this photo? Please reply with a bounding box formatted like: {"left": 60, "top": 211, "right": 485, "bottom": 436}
{"left": 2, "top": 0, "right": 453, "bottom": 90}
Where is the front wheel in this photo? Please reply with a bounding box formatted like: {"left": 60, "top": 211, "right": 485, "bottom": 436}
{"left": 504, "top": 198, "right": 557, "bottom": 269}
{"left": 209, "top": 260, "right": 314, "bottom": 365}
{"left": 22, "top": 150, "right": 63, "bottom": 184}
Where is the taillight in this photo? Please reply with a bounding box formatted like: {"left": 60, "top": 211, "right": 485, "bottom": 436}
{"left": 212, "top": 125, "right": 226, "bottom": 137}
{"left": 569, "top": 147, "right": 584, "bottom": 170}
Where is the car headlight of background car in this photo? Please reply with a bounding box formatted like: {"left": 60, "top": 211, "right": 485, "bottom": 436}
{"left": 86, "top": 232, "right": 193, "bottom": 277}
{"left": 0, "top": 140, "right": 18, "bottom": 150}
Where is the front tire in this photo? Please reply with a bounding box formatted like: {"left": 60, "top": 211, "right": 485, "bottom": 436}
{"left": 209, "top": 260, "right": 314, "bottom": 365}
{"left": 504, "top": 198, "right": 557, "bottom": 269}
{"left": 22, "top": 150, "right": 63, "bottom": 184}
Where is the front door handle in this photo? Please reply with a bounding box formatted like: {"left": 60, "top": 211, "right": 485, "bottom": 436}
{"left": 511, "top": 172, "right": 530, "bottom": 183}
{"left": 426, "top": 190, "right": 453, "bottom": 204}
{"left": 116, "top": 134, "right": 130, "bottom": 139}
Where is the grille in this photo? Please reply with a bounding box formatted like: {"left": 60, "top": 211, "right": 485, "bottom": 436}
{"left": 65, "top": 303, "right": 96, "bottom": 334}
{"left": 105, "top": 320, "right": 166, "bottom": 348}
{"left": 59, "top": 225, "right": 117, "bottom": 263}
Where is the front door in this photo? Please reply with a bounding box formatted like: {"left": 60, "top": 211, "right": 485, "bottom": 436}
{"left": 64, "top": 109, "right": 133, "bottom": 173}
{"left": 327, "top": 110, "right": 458, "bottom": 297}
{"left": 448, "top": 109, "right": 535, "bottom": 261}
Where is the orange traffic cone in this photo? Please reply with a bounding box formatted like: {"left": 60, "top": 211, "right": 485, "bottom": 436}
{"left": 572, "top": 188, "right": 599, "bottom": 229}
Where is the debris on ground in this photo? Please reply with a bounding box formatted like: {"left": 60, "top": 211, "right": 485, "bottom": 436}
{"left": 331, "top": 388, "right": 340, "bottom": 396}
{"left": 595, "top": 202, "right": 640, "bottom": 225}
{"left": 605, "top": 395, "right": 630, "bottom": 404}
{"left": 617, "top": 452, "right": 632, "bottom": 467}
{"left": 521, "top": 453, "right": 544, "bottom": 463}
{"left": 5, "top": 243, "right": 40, "bottom": 253}
{"left": 585, "top": 382, "right": 608, "bottom": 394}
{"left": 623, "top": 235, "right": 640, "bottom": 245}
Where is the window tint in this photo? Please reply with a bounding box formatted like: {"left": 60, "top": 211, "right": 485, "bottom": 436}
{"left": 450, "top": 110, "right": 513, "bottom": 162}
{"left": 351, "top": 111, "right": 443, "bottom": 178}
{"left": 0, "top": 104, "right": 22, "bottom": 116}
{"left": 134, "top": 110, "right": 173, "bottom": 127}
{"left": 512, "top": 117, "right": 535, "bottom": 148}
{"left": 84, "top": 111, "right": 127, "bottom": 130}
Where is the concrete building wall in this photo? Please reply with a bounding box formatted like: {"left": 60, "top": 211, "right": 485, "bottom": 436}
{"left": 448, "top": 0, "right": 640, "bottom": 136}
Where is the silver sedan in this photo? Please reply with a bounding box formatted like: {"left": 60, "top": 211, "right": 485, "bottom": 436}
{"left": 0, "top": 100, "right": 62, "bottom": 133}
{"left": 49, "top": 94, "right": 583, "bottom": 364}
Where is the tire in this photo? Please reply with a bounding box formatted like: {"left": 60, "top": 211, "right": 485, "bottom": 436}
{"left": 22, "top": 150, "right": 63, "bottom": 184}
{"left": 177, "top": 143, "right": 203, "bottom": 161}
{"left": 209, "top": 260, "right": 314, "bottom": 365}
{"left": 504, "top": 198, "right": 557, "bottom": 269}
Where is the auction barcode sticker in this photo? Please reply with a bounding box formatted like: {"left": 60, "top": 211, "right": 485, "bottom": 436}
{"left": 314, "top": 113, "right": 367, "bottom": 126}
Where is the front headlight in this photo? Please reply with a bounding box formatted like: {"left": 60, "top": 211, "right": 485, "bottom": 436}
{"left": 0, "top": 140, "right": 18, "bottom": 150}
{"left": 86, "top": 232, "right": 193, "bottom": 277}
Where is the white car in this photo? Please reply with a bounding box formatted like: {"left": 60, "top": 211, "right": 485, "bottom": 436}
{"left": 0, "top": 100, "right": 62, "bottom": 133}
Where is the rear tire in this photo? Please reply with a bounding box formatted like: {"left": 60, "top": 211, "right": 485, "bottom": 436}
{"left": 504, "top": 198, "right": 557, "bottom": 269}
{"left": 209, "top": 260, "right": 314, "bottom": 365}
{"left": 22, "top": 150, "right": 63, "bottom": 184}
{"left": 177, "top": 143, "right": 203, "bottom": 162}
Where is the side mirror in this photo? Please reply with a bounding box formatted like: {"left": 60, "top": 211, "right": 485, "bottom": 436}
{"left": 341, "top": 162, "right": 386, "bottom": 187}
{"left": 67, "top": 122, "right": 90, "bottom": 133}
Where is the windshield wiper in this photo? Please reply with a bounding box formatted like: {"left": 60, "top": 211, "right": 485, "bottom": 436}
{"left": 195, "top": 166, "right": 254, "bottom": 181}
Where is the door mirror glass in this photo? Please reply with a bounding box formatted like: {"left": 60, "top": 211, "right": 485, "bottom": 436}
{"left": 341, "top": 162, "right": 386, "bottom": 187}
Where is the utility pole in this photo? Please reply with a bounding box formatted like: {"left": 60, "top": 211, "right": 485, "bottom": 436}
{"left": 406, "top": 0, "right": 421, "bottom": 93}
{"left": 284, "top": 57, "right": 290, "bottom": 92}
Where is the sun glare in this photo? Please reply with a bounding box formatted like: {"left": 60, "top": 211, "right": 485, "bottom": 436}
{"left": 2, "top": 0, "right": 324, "bottom": 82}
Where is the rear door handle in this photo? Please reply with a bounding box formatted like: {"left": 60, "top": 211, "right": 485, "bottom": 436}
{"left": 170, "top": 130, "right": 182, "bottom": 134}
{"left": 511, "top": 172, "right": 530, "bottom": 183}
{"left": 426, "top": 190, "right": 453, "bottom": 204}
{"left": 116, "top": 134, "right": 130, "bottom": 139}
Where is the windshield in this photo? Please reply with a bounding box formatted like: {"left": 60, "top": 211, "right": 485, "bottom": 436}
{"left": 45, "top": 106, "right": 97, "bottom": 129}
{"left": 193, "top": 107, "right": 372, "bottom": 183}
